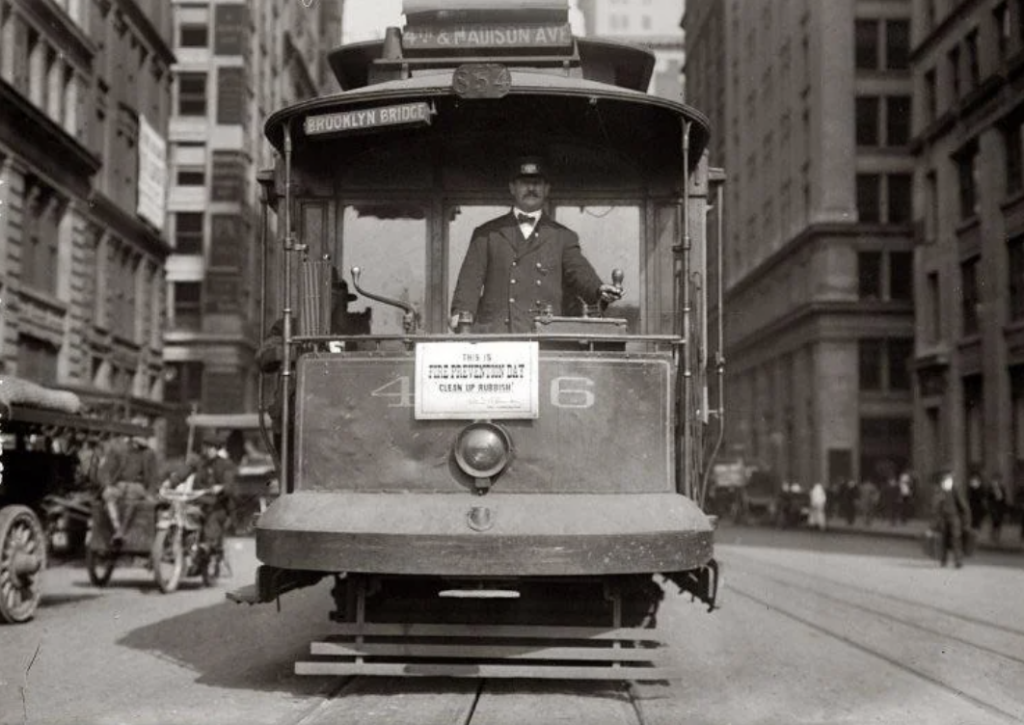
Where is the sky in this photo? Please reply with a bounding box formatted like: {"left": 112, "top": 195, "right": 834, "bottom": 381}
{"left": 341, "top": 0, "right": 587, "bottom": 43}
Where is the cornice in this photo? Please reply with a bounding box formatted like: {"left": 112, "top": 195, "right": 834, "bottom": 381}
{"left": 114, "top": 0, "right": 176, "bottom": 67}
{"left": 14, "top": 0, "right": 97, "bottom": 69}
{"left": 87, "top": 191, "right": 172, "bottom": 259}
{"left": 0, "top": 79, "right": 101, "bottom": 192}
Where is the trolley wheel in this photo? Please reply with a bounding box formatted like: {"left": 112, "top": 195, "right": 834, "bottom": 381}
{"left": 85, "top": 546, "right": 116, "bottom": 587}
{"left": 0, "top": 505, "right": 47, "bottom": 624}
{"left": 152, "top": 527, "right": 183, "bottom": 594}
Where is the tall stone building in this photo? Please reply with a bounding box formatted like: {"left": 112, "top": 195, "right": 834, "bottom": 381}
{"left": 577, "top": 0, "right": 684, "bottom": 101}
{"left": 911, "top": 0, "right": 1024, "bottom": 488}
{"left": 0, "top": 0, "right": 175, "bottom": 437}
{"left": 162, "top": 0, "right": 337, "bottom": 453}
{"left": 684, "top": 1, "right": 916, "bottom": 489}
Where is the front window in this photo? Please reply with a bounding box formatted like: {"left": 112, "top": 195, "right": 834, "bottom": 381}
{"left": 341, "top": 203, "right": 427, "bottom": 335}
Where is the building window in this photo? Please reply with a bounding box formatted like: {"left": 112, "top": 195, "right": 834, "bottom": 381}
{"left": 995, "top": 3, "right": 1011, "bottom": 62}
{"left": 174, "top": 212, "right": 204, "bottom": 254}
{"left": 211, "top": 151, "right": 246, "bottom": 201}
{"left": 961, "top": 256, "right": 980, "bottom": 336}
{"left": 1004, "top": 115, "right": 1023, "bottom": 196}
{"left": 859, "top": 338, "right": 913, "bottom": 392}
{"left": 17, "top": 335, "right": 58, "bottom": 385}
{"left": 21, "top": 175, "right": 64, "bottom": 295}
{"left": 859, "top": 340, "right": 884, "bottom": 390}
{"left": 964, "top": 375, "right": 984, "bottom": 472}
{"left": 216, "top": 66, "right": 245, "bottom": 124}
{"left": 888, "top": 339, "right": 913, "bottom": 390}
{"left": 955, "top": 140, "right": 979, "bottom": 219}
{"left": 177, "top": 72, "right": 206, "bottom": 115}
{"left": 886, "top": 96, "right": 911, "bottom": 146}
{"left": 855, "top": 19, "right": 879, "bottom": 70}
{"left": 885, "top": 19, "right": 910, "bottom": 70}
{"left": 925, "top": 169, "right": 939, "bottom": 241}
{"left": 965, "top": 29, "right": 980, "bottom": 89}
{"left": 173, "top": 281, "right": 202, "bottom": 330}
{"left": 924, "top": 69, "right": 937, "bottom": 123}
{"left": 179, "top": 23, "right": 208, "bottom": 48}
{"left": 948, "top": 45, "right": 961, "bottom": 100}
{"left": 927, "top": 272, "right": 941, "bottom": 343}
{"left": 857, "top": 174, "right": 881, "bottom": 223}
{"left": 164, "top": 361, "right": 203, "bottom": 404}
{"left": 1009, "top": 234, "right": 1024, "bottom": 321}
{"left": 176, "top": 168, "right": 205, "bottom": 186}
{"left": 889, "top": 251, "right": 913, "bottom": 301}
{"left": 859, "top": 252, "right": 882, "bottom": 299}
{"left": 856, "top": 96, "right": 880, "bottom": 146}
{"left": 887, "top": 173, "right": 912, "bottom": 224}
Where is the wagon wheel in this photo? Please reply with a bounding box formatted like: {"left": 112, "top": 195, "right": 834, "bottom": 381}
{"left": 0, "top": 505, "right": 47, "bottom": 624}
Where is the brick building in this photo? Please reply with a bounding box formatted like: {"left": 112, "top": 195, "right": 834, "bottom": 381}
{"left": 684, "top": 0, "right": 916, "bottom": 489}
{"left": 162, "top": 0, "right": 338, "bottom": 454}
{"left": 0, "top": 0, "right": 175, "bottom": 443}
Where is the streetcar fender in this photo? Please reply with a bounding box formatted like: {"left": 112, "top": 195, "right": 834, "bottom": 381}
{"left": 665, "top": 559, "right": 722, "bottom": 612}
{"left": 226, "top": 565, "right": 325, "bottom": 605}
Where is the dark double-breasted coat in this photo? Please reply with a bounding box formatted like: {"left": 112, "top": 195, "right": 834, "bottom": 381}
{"left": 450, "top": 211, "right": 604, "bottom": 332}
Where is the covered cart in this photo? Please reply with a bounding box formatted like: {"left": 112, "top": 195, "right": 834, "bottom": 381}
{"left": 0, "top": 376, "right": 150, "bottom": 623}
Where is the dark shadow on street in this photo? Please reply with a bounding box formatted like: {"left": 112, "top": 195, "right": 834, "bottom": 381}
{"left": 115, "top": 578, "right": 337, "bottom": 695}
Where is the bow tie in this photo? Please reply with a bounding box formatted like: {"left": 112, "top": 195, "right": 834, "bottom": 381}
{"left": 516, "top": 213, "right": 537, "bottom": 226}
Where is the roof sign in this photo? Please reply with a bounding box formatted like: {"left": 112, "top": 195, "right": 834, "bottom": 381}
{"left": 303, "top": 102, "right": 432, "bottom": 137}
{"left": 403, "top": 23, "right": 572, "bottom": 51}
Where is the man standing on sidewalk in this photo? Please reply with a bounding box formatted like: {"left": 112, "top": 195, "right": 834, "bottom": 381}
{"left": 932, "top": 469, "right": 971, "bottom": 568}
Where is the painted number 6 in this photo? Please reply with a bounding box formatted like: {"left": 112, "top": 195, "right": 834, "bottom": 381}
{"left": 550, "top": 376, "right": 595, "bottom": 409}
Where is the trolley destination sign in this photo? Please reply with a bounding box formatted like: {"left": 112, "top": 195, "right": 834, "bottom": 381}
{"left": 415, "top": 341, "right": 539, "bottom": 419}
{"left": 303, "top": 102, "right": 432, "bottom": 137}
{"left": 403, "top": 23, "right": 572, "bottom": 50}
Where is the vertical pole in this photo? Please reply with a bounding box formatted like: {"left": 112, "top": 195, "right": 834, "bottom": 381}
{"left": 680, "top": 120, "right": 692, "bottom": 499}
{"left": 281, "top": 120, "right": 295, "bottom": 494}
{"left": 256, "top": 179, "right": 271, "bottom": 458}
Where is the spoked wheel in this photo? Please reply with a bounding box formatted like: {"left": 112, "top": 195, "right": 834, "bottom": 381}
{"left": 85, "top": 546, "right": 116, "bottom": 587}
{"left": 152, "top": 527, "right": 184, "bottom": 593}
{"left": 0, "top": 505, "right": 47, "bottom": 624}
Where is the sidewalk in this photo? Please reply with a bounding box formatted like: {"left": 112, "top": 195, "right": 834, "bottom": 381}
{"left": 821, "top": 516, "right": 1024, "bottom": 554}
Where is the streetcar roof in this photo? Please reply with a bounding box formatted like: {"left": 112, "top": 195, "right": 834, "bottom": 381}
{"left": 264, "top": 68, "right": 709, "bottom": 161}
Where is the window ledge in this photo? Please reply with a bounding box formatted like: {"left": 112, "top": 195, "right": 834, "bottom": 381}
{"left": 18, "top": 284, "right": 68, "bottom": 315}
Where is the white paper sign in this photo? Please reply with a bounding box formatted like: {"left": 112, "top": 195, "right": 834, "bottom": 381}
{"left": 415, "top": 341, "right": 539, "bottom": 419}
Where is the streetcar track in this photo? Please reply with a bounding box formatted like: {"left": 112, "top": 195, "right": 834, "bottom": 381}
{"left": 727, "top": 576, "right": 1023, "bottom": 724}
{"left": 728, "top": 559, "right": 1024, "bottom": 667}
{"left": 288, "top": 676, "right": 648, "bottom": 725}
{"left": 726, "top": 549, "right": 1024, "bottom": 639}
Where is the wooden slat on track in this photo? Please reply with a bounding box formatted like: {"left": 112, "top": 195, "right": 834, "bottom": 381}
{"left": 297, "top": 677, "right": 478, "bottom": 725}
{"left": 296, "top": 661, "right": 678, "bottom": 680}
{"left": 312, "top": 641, "right": 660, "bottom": 661}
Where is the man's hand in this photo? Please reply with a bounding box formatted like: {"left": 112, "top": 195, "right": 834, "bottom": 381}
{"left": 449, "top": 314, "right": 461, "bottom": 331}
{"left": 597, "top": 284, "right": 623, "bottom": 304}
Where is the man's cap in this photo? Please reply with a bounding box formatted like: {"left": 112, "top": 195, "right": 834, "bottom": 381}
{"left": 511, "top": 156, "right": 547, "bottom": 179}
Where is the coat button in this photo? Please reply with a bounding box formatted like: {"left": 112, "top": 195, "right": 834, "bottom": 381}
{"left": 536, "top": 262, "right": 542, "bottom": 268}
{"left": 509, "top": 297, "right": 515, "bottom": 303}
{"left": 535, "top": 280, "right": 542, "bottom": 286}
{"left": 512, "top": 261, "right": 518, "bottom": 267}
{"left": 510, "top": 279, "right": 517, "bottom": 285}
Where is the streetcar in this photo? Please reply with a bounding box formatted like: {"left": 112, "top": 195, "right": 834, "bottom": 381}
{"left": 234, "top": 0, "right": 724, "bottom": 680}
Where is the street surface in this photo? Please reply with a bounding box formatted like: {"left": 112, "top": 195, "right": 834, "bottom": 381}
{"left": 1, "top": 527, "right": 1022, "bottom": 725}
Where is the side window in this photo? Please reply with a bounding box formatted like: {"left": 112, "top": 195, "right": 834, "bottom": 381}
{"left": 341, "top": 204, "right": 427, "bottom": 335}
{"left": 555, "top": 205, "right": 642, "bottom": 332}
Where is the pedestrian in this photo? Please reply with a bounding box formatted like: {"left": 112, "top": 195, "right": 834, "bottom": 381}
{"left": 987, "top": 472, "right": 1008, "bottom": 543}
{"left": 449, "top": 155, "right": 623, "bottom": 333}
{"left": 96, "top": 420, "right": 159, "bottom": 547}
{"left": 843, "top": 478, "right": 858, "bottom": 525}
{"left": 932, "top": 469, "right": 971, "bottom": 568}
{"left": 897, "top": 469, "right": 915, "bottom": 523}
{"left": 967, "top": 470, "right": 986, "bottom": 532}
{"left": 884, "top": 473, "right": 900, "bottom": 525}
{"left": 809, "top": 482, "right": 827, "bottom": 531}
{"left": 859, "top": 479, "right": 879, "bottom": 526}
